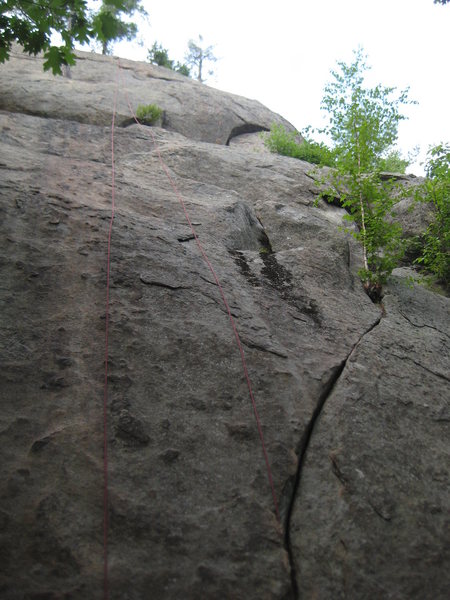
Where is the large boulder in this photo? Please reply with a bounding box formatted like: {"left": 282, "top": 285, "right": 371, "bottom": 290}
{"left": 0, "top": 48, "right": 448, "bottom": 600}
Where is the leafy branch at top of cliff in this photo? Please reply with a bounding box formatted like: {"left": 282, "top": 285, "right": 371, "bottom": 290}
{"left": 319, "top": 47, "right": 416, "bottom": 299}
{"left": 0, "top": 0, "right": 147, "bottom": 74}
{"left": 92, "top": 0, "right": 147, "bottom": 56}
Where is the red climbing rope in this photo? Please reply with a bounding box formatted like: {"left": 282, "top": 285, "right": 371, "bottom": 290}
{"left": 117, "top": 64, "right": 280, "bottom": 522}
{"left": 103, "top": 64, "right": 120, "bottom": 600}
{"left": 104, "top": 62, "right": 280, "bottom": 600}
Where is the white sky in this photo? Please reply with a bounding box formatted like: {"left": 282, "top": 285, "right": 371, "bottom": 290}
{"left": 106, "top": 0, "right": 449, "bottom": 175}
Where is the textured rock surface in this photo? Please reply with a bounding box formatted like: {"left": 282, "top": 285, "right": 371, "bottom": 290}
{"left": 0, "top": 45, "right": 295, "bottom": 145}
{"left": 0, "top": 48, "right": 448, "bottom": 600}
{"left": 289, "top": 276, "right": 450, "bottom": 599}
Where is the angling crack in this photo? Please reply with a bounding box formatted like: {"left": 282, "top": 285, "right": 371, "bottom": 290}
{"left": 398, "top": 309, "right": 450, "bottom": 340}
{"left": 283, "top": 313, "right": 382, "bottom": 599}
{"left": 385, "top": 353, "right": 450, "bottom": 383}
{"left": 139, "top": 273, "right": 189, "bottom": 290}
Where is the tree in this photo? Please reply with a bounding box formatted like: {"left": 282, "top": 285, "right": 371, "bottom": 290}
{"left": 1, "top": 0, "right": 88, "bottom": 73}
{"left": 175, "top": 62, "right": 190, "bottom": 77}
{"left": 0, "top": 0, "right": 145, "bottom": 73}
{"left": 320, "top": 47, "right": 415, "bottom": 299}
{"left": 377, "top": 150, "right": 409, "bottom": 174}
{"left": 147, "top": 41, "right": 173, "bottom": 68}
{"left": 414, "top": 144, "right": 450, "bottom": 288}
{"left": 92, "top": 0, "right": 147, "bottom": 56}
{"left": 185, "top": 34, "right": 216, "bottom": 83}
{"left": 147, "top": 41, "right": 190, "bottom": 76}
{"left": 434, "top": 1, "right": 449, "bottom": 5}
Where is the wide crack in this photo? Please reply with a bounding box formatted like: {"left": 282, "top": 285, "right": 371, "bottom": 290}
{"left": 225, "top": 123, "right": 270, "bottom": 146}
{"left": 283, "top": 314, "right": 383, "bottom": 598}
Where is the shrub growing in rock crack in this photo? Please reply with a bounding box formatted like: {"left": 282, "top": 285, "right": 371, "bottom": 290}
{"left": 135, "top": 103, "right": 163, "bottom": 125}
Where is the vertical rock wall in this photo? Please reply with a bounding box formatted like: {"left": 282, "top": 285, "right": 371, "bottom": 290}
{"left": 0, "top": 48, "right": 448, "bottom": 599}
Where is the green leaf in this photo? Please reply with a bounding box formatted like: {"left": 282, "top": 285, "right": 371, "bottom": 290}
{"left": 43, "top": 46, "right": 66, "bottom": 75}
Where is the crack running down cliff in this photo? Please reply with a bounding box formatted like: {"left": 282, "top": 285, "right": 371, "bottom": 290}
{"left": 283, "top": 313, "right": 383, "bottom": 599}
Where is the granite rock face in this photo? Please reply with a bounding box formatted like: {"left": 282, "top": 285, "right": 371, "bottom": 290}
{"left": 289, "top": 277, "right": 450, "bottom": 599}
{"left": 0, "top": 46, "right": 295, "bottom": 145}
{"left": 0, "top": 48, "right": 448, "bottom": 600}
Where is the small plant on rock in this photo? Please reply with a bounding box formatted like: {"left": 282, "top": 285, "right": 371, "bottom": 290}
{"left": 264, "top": 124, "right": 336, "bottom": 167}
{"left": 135, "top": 103, "right": 163, "bottom": 125}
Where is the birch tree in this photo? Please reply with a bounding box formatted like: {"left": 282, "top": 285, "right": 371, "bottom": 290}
{"left": 320, "top": 47, "right": 415, "bottom": 299}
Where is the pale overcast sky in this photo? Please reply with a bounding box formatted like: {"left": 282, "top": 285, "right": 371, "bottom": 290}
{"left": 107, "top": 0, "right": 449, "bottom": 175}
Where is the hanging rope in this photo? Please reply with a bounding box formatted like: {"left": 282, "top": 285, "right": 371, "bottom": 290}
{"left": 102, "top": 62, "right": 120, "bottom": 600}
{"left": 118, "top": 64, "right": 280, "bottom": 521}
{"left": 103, "top": 62, "right": 281, "bottom": 597}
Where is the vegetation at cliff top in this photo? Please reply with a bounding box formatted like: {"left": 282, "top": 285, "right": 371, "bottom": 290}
{"left": 0, "top": 0, "right": 147, "bottom": 74}
{"left": 92, "top": 0, "right": 147, "bottom": 56}
{"left": 0, "top": 2, "right": 215, "bottom": 81}
{"left": 184, "top": 35, "right": 217, "bottom": 83}
{"left": 147, "top": 36, "right": 217, "bottom": 83}
{"left": 147, "top": 42, "right": 190, "bottom": 77}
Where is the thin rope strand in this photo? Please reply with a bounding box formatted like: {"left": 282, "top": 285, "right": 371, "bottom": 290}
{"left": 103, "top": 63, "right": 120, "bottom": 600}
{"left": 119, "top": 65, "right": 280, "bottom": 520}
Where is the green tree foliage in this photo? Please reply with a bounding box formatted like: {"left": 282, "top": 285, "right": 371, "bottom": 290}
{"left": 1, "top": 0, "right": 89, "bottom": 73}
{"left": 264, "top": 124, "right": 336, "bottom": 167}
{"left": 147, "top": 41, "right": 172, "bottom": 68}
{"left": 434, "top": 1, "right": 449, "bottom": 5}
{"left": 185, "top": 34, "right": 217, "bottom": 83}
{"left": 319, "top": 47, "right": 415, "bottom": 298}
{"left": 175, "top": 62, "right": 190, "bottom": 77}
{"left": 414, "top": 144, "right": 450, "bottom": 288}
{"left": 0, "top": 0, "right": 145, "bottom": 73}
{"left": 265, "top": 125, "right": 409, "bottom": 174}
{"left": 377, "top": 150, "right": 409, "bottom": 174}
{"left": 92, "top": 0, "right": 146, "bottom": 56}
{"left": 147, "top": 41, "right": 190, "bottom": 76}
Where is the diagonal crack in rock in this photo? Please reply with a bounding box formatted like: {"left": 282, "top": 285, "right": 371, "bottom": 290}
{"left": 283, "top": 313, "right": 383, "bottom": 599}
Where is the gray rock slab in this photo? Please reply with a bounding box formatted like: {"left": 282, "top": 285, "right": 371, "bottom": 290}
{"left": 0, "top": 46, "right": 296, "bottom": 145}
{"left": 0, "top": 50, "right": 448, "bottom": 599}
{"left": 289, "top": 273, "right": 450, "bottom": 599}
